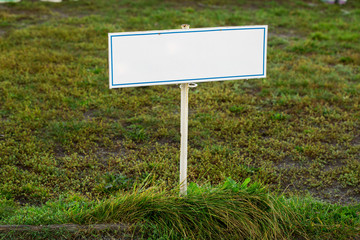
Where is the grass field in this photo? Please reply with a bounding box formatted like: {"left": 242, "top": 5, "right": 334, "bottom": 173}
{"left": 0, "top": 0, "right": 359, "bottom": 238}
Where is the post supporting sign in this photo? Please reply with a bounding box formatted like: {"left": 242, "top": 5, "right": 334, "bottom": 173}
{"left": 180, "top": 82, "right": 188, "bottom": 195}
{"left": 109, "top": 24, "right": 268, "bottom": 195}
{"left": 179, "top": 24, "right": 190, "bottom": 196}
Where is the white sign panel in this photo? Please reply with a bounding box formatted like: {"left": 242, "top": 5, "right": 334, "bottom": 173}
{"left": 109, "top": 26, "right": 267, "bottom": 88}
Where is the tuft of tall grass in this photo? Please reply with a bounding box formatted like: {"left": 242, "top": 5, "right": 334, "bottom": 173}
{"left": 1, "top": 179, "right": 358, "bottom": 239}
{"left": 80, "top": 178, "right": 304, "bottom": 239}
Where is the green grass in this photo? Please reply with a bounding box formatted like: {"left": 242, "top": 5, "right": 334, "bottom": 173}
{"left": 0, "top": 0, "right": 359, "bottom": 238}
{"left": 0, "top": 179, "right": 359, "bottom": 239}
{"left": 1, "top": 0, "right": 360, "bottom": 204}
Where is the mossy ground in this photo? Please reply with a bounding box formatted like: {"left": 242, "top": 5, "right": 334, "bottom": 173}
{"left": 0, "top": 0, "right": 359, "bottom": 207}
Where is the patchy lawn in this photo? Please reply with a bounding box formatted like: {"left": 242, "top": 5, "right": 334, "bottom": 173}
{"left": 0, "top": 0, "right": 359, "bottom": 206}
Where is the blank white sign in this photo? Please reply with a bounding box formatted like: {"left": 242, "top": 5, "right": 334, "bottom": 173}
{"left": 109, "top": 26, "right": 267, "bottom": 88}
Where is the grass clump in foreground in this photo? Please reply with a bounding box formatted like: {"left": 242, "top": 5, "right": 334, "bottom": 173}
{"left": 1, "top": 178, "right": 359, "bottom": 239}
{"left": 84, "top": 178, "right": 301, "bottom": 239}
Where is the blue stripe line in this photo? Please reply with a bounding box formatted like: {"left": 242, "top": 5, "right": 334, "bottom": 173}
{"left": 263, "top": 28, "right": 265, "bottom": 75}
{"left": 110, "top": 27, "right": 266, "bottom": 87}
{"left": 110, "top": 27, "right": 264, "bottom": 38}
{"left": 111, "top": 36, "right": 114, "bottom": 86}
{"left": 112, "top": 74, "right": 265, "bottom": 86}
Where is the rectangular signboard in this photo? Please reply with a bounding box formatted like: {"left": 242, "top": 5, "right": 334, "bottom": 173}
{"left": 109, "top": 25, "right": 267, "bottom": 88}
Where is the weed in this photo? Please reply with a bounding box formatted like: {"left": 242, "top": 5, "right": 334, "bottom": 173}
{"left": 97, "top": 172, "right": 133, "bottom": 193}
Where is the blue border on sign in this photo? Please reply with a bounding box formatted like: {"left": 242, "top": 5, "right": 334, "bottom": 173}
{"left": 110, "top": 27, "right": 266, "bottom": 87}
